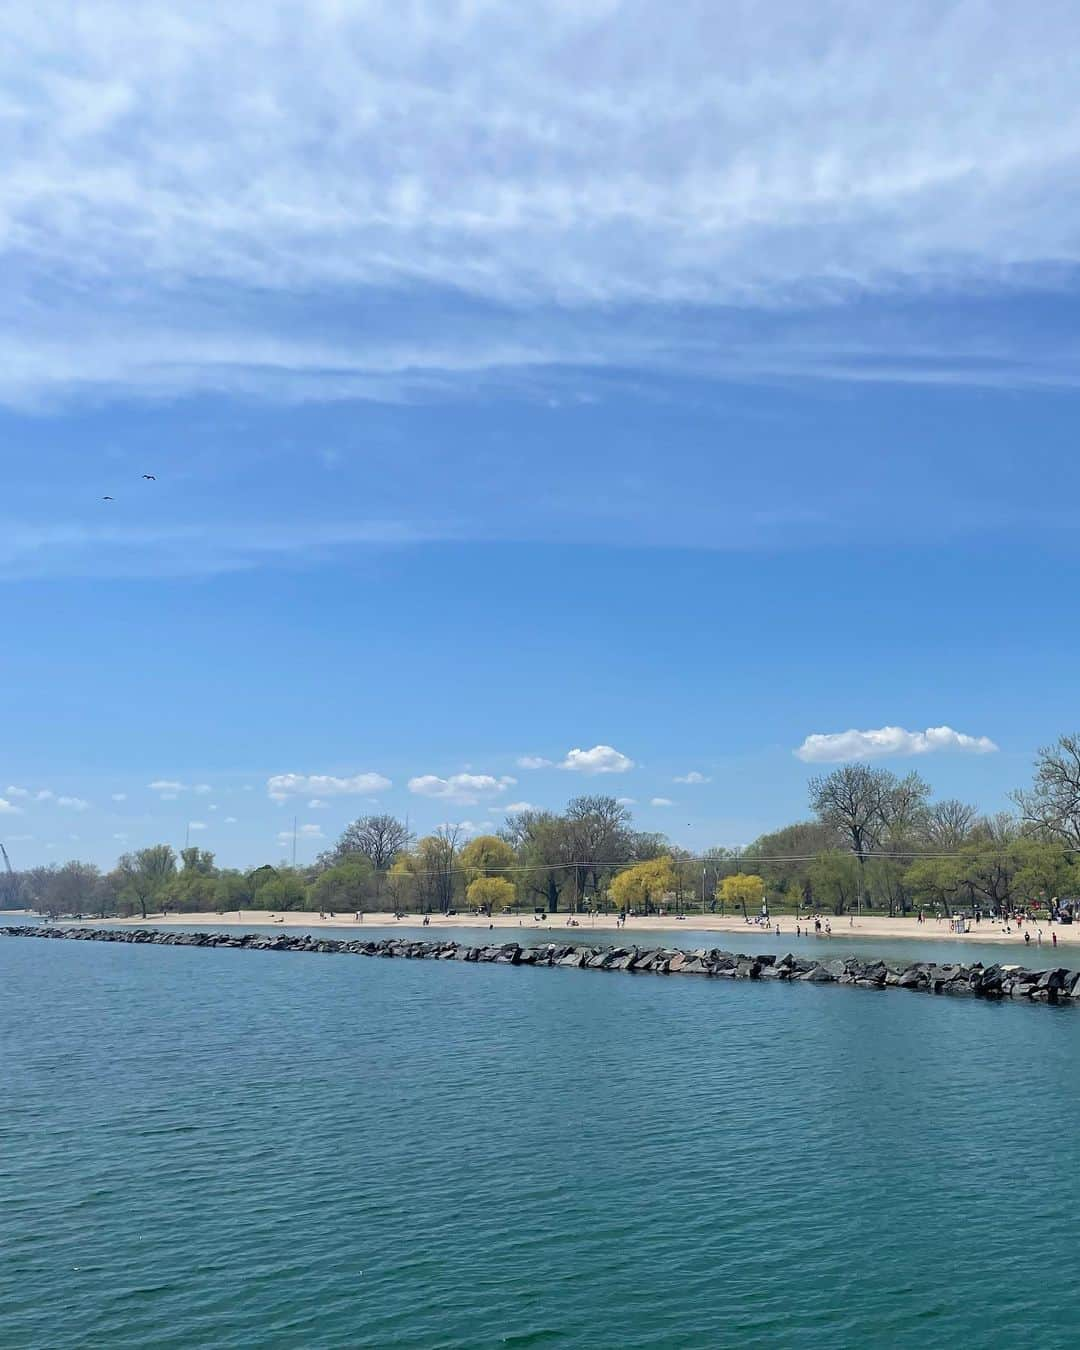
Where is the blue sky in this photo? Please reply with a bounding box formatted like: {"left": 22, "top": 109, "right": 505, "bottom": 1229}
{"left": 4, "top": 1, "right": 1080, "bottom": 867}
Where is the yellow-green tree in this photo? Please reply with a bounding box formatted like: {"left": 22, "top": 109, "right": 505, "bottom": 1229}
{"left": 386, "top": 855, "right": 418, "bottom": 911}
{"left": 719, "top": 871, "right": 766, "bottom": 915}
{"left": 467, "top": 875, "right": 516, "bottom": 914}
{"left": 608, "top": 856, "right": 676, "bottom": 913}
{"left": 459, "top": 834, "right": 515, "bottom": 881}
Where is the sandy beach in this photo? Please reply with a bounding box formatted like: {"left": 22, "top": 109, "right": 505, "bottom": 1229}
{"left": 64, "top": 908, "right": 1080, "bottom": 947}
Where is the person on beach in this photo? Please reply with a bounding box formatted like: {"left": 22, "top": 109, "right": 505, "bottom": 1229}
{"left": 1053, "top": 931, "right": 1058, "bottom": 947}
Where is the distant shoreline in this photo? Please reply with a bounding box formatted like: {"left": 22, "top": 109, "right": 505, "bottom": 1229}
{"left": 61, "top": 909, "right": 1080, "bottom": 947}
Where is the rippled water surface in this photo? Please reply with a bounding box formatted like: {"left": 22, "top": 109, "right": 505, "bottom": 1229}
{"left": 3, "top": 929, "right": 1080, "bottom": 1348}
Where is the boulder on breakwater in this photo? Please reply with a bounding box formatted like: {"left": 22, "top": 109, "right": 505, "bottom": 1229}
{"left": 3, "top": 926, "right": 1079, "bottom": 1007}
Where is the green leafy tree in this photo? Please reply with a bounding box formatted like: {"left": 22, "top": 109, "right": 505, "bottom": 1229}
{"left": 117, "top": 845, "right": 177, "bottom": 919}
{"left": 255, "top": 869, "right": 307, "bottom": 912}
{"left": 308, "top": 857, "right": 378, "bottom": 912}
{"left": 808, "top": 851, "right": 861, "bottom": 915}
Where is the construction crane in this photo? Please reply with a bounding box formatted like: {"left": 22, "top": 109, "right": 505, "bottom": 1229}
{"left": 0, "top": 841, "right": 15, "bottom": 907}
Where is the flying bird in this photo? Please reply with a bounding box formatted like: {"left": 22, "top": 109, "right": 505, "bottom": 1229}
{"left": 142, "top": 474, "right": 156, "bottom": 481}
{"left": 102, "top": 495, "right": 114, "bottom": 501}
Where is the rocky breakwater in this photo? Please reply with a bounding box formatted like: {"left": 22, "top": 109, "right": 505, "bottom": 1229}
{"left": 4, "top": 925, "right": 1080, "bottom": 1006}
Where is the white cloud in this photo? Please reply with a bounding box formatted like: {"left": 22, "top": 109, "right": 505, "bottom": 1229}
{"left": 188, "top": 821, "right": 208, "bottom": 831}
{"left": 193, "top": 783, "right": 212, "bottom": 795}
{"left": 307, "top": 798, "right": 329, "bottom": 809}
{"left": 112, "top": 832, "right": 128, "bottom": 840}
{"left": 299, "top": 823, "right": 323, "bottom": 837}
{"left": 651, "top": 797, "right": 674, "bottom": 807}
{"left": 409, "top": 773, "right": 516, "bottom": 805}
{"left": 149, "top": 779, "right": 185, "bottom": 796}
{"left": 560, "top": 745, "right": 634, "bottom": 775}
{"left": 795, "top": 725, "right": 1000, "bottom": 764}
{"left": 111, "top": 792, "right": 128, "bottom": 802}
{"left": 616, "top": 797, "right": 636, "bottom": 806}
{"left": 57, "top": 796, "right": 90, "bottom": 811}
{"left": 503, "top": 801, "right": 535, "bottom": 813}
{"left": 224, "top": 816, "right": 238, "bottom": 824}
{"left": 208, "top": 804, "right": 218, "bottom": 811}
{"left": 441, "top": 820, "right": 494, "bottom": 836}
{"left": 5, "top": 833, "right": 33, "bottom": 842}
{"left": 7, "top": 786, "right": 54, "bottom": 801}
{"left": 267, "top": 771, "right": 391, "bottom": 801}
{"left": 0, "top": 798, "right": 23, "bottom": 815}
{"left": 674, "top": 771, "right": 711, "bottom": 784}
{"left": 160, "top": 793, "right": 179, "bottom": 801}
{"left": 516, "top": 756, "right": 553, "bottom": 770}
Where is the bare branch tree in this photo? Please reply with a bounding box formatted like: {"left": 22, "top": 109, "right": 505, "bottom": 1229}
{"left": 925, "top": 799, "right": 977, "bottom": 851}
{"left": 1013, "top": 734, "right": 1080, "bottom": 847}
{"left": 323, "top": 814, "right": 413, "bottom": 871}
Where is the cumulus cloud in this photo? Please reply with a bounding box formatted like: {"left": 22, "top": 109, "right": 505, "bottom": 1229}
{"left": 57, "top": 796, "right": 90, "bottom": 811}
{"left": 516, "top": 756, "right": 553, "bottom": 770}
{"left": 188, "top": 821, "right": 207, "bottom": 831}
{"left": 307, "top": 798, "right": 328, "bottom": 809}
{"left": 616, "top": 797, "right": 637, "bottom": 806}
{"left": 0, "top": 798, "right": 23, "bottom": 815}
{"left": 149, "top": 779, "right": 185, "bottom": 797}
{"left": 651, "top": 797, "right": 674, "bottom": 807}
{"left": 8, "top": 786, "right": 54, "bottom": 801}
{"left": 224, "top": 816, "right": 238, "bottom": 824}
{"left": 266, "top": 772, "right": 391, "bottom": 801}
{"left": 111, "top": 792, "right": 128, "bottom": 802}
{"left": 503, "top": 801, "right": 535, "bottom": 813}
{"left": 193, "top": 784, "right": 212, "bottom": 795}
{"left": 408, "top": 773, "right": 516, "bottom": 805}
{"left": 795, "top": 725, "right": 999, "bottom": 763}
{"left": 560, "top": 745, "right": 635, "bottom": 775}
{"left": 674, "top": 771, "right": 711, "bottom": 784}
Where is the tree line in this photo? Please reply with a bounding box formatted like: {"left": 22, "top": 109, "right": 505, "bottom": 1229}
{"left": 6, "top": 735, "right": 1080, "bottom": 919}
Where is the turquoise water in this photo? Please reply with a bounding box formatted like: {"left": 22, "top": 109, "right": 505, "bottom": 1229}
{"left": 3, "top": 930, "right": 1079, "bottom": 1348}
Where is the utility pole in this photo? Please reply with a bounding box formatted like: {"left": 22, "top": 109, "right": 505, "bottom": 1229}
{"left": 292, "top": 815, "right": 297, "bottom": 868}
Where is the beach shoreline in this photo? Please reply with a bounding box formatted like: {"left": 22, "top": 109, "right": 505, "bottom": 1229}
{"left": 55, "top": 909, "right": 1080, "bottom": 947}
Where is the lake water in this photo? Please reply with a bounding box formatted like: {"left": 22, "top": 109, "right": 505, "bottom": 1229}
{"left": 3, "top": 924, "right": 1079, "bottom": 1348}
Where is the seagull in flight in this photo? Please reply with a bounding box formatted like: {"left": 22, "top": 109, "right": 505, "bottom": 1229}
{"left": 142, "top": 474, "right": 156, "bottom": 481}
{"left": 102, "top": 495, "right": 114, "bottom": 501}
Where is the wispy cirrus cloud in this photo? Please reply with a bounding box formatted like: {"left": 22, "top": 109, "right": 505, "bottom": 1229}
{"left": 795, "top": 725, "right": 999, "bottom": 764}
{"left": 0, "top": 520, "right": 446, "bottom": 581}
{"left": 5, "top": 2, "right": 1080, "bottom": 409}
